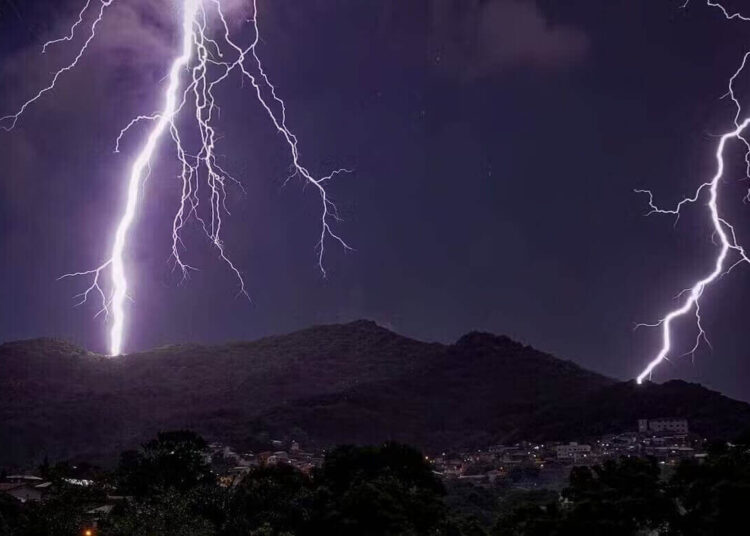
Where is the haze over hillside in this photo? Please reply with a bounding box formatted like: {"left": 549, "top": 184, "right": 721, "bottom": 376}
{"left": 2, "top": 320, "right": 750, "bottom": 468}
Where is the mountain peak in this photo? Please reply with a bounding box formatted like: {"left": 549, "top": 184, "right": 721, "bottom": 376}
{"left": 341, "top": 319, "right": 390, "bottom": 333}
{"left": 453, "top": 331, "right": 522, "bottom": 349}
{"left": 345, "top": 319, "right": 381, "bottom": 328}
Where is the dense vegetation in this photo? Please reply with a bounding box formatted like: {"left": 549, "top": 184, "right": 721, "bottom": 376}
{"left": 3, "top": 431, "right": 750, "bottom": 535}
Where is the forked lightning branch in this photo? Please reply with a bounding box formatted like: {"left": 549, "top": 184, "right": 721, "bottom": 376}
{"left": 636, "top": 1, "right": 750, "bottom": 382}
{"left": 1, "top": 0, "right": 351, "bottom": 356}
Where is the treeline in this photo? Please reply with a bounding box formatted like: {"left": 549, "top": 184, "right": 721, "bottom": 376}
{"left": 2, "top": 432, "right": 750, "bottom": 535}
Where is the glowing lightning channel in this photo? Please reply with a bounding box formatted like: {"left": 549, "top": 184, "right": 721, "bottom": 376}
{"left": 636, "top": 1, "right": 750, "bottom": 383}
{"left": 2, "top": 0, "right": 351, "bottom": 355}
{"left": 107, "top": 0, "right": 200, "bottom": 356}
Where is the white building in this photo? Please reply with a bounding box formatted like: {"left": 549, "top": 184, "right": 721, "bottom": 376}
{"left": 638, "top": 419, "right": 688, "bottom": 435}
{"left": 0, "top": 482, "right": 47, "bottom": 503}
{"left": 556, "top": 442, "right": 591, "bottom": 460}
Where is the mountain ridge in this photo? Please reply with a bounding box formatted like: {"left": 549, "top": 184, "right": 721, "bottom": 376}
{"left": 1, "top": 321, "right": 748, "bottom": 468}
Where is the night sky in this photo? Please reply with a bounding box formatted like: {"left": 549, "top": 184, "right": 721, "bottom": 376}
{"left": 2, "top": 0, "right": 750, "bottom": 400}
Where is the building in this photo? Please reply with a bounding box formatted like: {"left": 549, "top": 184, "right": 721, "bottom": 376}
{"left": 0, "top": 482, "right": 47, "bottom": 503}
{"left": 638, "top": 419, "right": 688, "bottom": 435}
{"left": 556, "top": 442, "right": 591, "bottom": 460}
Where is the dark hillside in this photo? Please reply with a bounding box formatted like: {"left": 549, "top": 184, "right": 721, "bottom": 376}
{"left": 2, "top": 322, "right": 749, "bottom": 467}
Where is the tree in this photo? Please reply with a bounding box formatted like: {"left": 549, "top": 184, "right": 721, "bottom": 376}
{"left": 493, "top": 457, "right": 676, "bottom": 536}
{"left": 107, "top": 431, "right": 222, "bottom": 533}
{"left": 494, "top": 500, "right": 562, "bottom": 536}
{"left": 310, "top": 442, "right": 447, "bottom": 535}
{"left": 493, "top": 489, "right": 561, "bottom": 536}
{"left": 11, "top": 482, "right": 106, "bottom": 536}
{"left": 670, "top": 449, "right": 750, "bottom": 536}
{"left": 0, "top": 494, "right": 22, "bottom": 536}
{"left": 223, "top": 464, "right": 313, "bottom": 536}
{"left": 441, "top": 513, "right": 490, "bottom": 536}
{"left": 117, "top": 430, "right": 214, "bottom": 497}
{"left": 558, "top": 457, "right": 675, "bottom": 535}
{"left": 105, "top": 488, "right": 219, "bottom": 536}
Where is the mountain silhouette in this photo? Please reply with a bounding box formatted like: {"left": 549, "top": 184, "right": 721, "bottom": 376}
{"left": 2, "top": 321, "right": 748, "bottom": 468}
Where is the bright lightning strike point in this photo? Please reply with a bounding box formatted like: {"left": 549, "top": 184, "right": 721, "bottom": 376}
{"left": 107, "top": 0, "right": 200, "bottom": 357}
{"left": 2, "top": 0, "right": 351, "bottom": 356}
{"left": 636, "top": 1, "right": 750, "bottom": 383}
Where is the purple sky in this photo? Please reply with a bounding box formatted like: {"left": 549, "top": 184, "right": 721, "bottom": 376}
{"left": 3, "top": 0, "right": 750, "bottom": 401}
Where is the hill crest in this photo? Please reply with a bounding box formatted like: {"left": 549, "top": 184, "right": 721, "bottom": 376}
{"left": 1, "top": 321, "right": 748, "bottom": 468}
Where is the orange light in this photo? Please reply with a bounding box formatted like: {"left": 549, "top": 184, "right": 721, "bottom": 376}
{"left": 84, "top": 530, "right": 93, "bottom": 536}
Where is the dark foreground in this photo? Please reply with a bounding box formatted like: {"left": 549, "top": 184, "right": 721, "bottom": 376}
{"left": 2, "top": 431, "right": 750, "bottom": 536}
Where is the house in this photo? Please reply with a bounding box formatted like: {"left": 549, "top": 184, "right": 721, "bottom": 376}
{"left": 556, "top": 442, "right": 591, "bottom": 461}
{"left": 4, "top": 475, "right": 44, "bottom": 484}
{"left": 0, "top": 482, "right": 47, "bottom": 503}
{"left": 638, "top": 419, "right": 689, "bottom": 435}
{"left": 85, "top": 504, "right": 115, "bottom": 521}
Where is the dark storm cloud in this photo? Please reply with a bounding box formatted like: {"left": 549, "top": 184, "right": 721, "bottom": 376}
{"left": 1, "top": 0, "right": 251, "bottom": 97}
{"left": 428, "top": 0, "right": 588, "bottom": 77}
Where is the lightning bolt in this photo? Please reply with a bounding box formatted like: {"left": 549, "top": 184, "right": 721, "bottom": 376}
{"left": 2, "top": 0, "right": 351, "bottom": 355}
{"left": 636, "top": 0, "right": 750, "bottom": 383}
